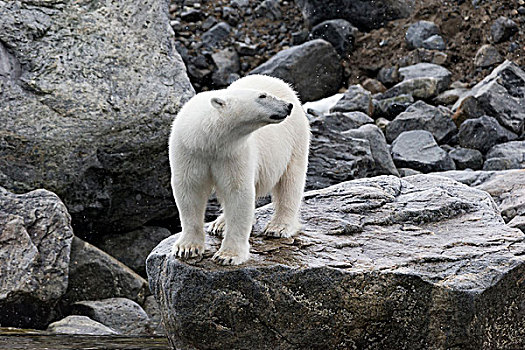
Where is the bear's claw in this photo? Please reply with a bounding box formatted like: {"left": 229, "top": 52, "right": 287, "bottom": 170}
{"left": 212, "top": 249, "right": 249, "bottom": 265}
{"left": 207, "top": 215, "right": 225, "bottom": 237}
{"left": 263, "top": 222, "right": 297, "bottom": 238}
{"left": 171, "top": 240, "right": 204, "bottom": 259}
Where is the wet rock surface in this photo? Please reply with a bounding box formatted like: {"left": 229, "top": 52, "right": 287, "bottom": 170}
{"left": 0, "top": 187, "right": 73, "bottom": 328}
{"left": 147, "top": 175, "right": 525, "bottom": 350}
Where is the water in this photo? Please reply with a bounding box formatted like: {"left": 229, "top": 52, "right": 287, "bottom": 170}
{"left": 0, "top": 328, "right": 170, "bottom": 350}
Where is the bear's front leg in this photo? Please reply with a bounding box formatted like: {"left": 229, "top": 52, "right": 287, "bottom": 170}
{"left": 170, "top": 164, "right": 212, "bottom": 259}
{"left": 212, "top": 163, "right": 255, "bottom": 265}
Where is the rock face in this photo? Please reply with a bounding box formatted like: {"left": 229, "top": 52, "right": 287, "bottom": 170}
{"left": 330, "top": 84, "right": 374, "bottom": 115}
{"left": 61, "top": 237, "right": 148, "bottom": 308}
{"left": 296, "top": 0, "right": 415, "bottom": 31}
{"left": 97, "top": 226, "right": 172, "bottom": 277}
{"left": 147, "top": 175, "right": 525, "bottom": 350}
{"left": 0, "top": 187, "right": 73, "bottom": 328}
{"left": 0, "top": 0, "right": 194, "bottom": 238}
{"left": 71, "top": 298, "right": 151, "bottom": 335}
{"left": 405, "top": 21, "right": 440, "bottom": 49}
{"left": 385, "top": 100, "right": 457, "bottom": 144}
{"left": 458, "top": 115, "right": 517, "bottom": 153}
{"left": 398, "top": 63, "right": 452, "bottom": 92}
{"left": 251, "top": 39, "right": 342, "bottom": 102}
{"left": 453, "top": 61, "right": 525, "bottom": 137}
{"left": 391, "top": 130, "right": 455, "bottom": 173}
{"left": 310, "top": 19, "right": 358, "bottom": 56}
{"left": 484, "top": 141, "right": 525, "bottom": 170}
{"left": 47, "top": 315, "right": 118, "bottom": 336}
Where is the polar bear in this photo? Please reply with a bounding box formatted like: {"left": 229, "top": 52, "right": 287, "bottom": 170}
{"left": 169, "top": 75, "right": 310, "bottom": 265}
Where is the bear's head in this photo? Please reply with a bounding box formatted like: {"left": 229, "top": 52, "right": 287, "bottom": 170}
{"left": 210, "top": 89, "right": 293, "bottom": 132}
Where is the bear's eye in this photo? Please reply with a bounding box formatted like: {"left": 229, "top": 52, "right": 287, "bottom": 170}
{"left": 259, "top": 94, "right": 267, "bottom": 99}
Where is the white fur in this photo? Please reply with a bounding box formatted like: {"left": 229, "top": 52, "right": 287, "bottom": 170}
{"left": 168, "top": 75, "right": 310, "bottom": 265}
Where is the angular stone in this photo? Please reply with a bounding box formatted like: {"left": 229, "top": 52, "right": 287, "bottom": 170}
{"left": 386, "top": 100, "right": 457, "bottom": 144}
{"left": 372, "top": 94, "right": 414, "bottom": 120}
{"left": 0, "top": 0, "right": 194, "bottom": 238}
{"left": 211, "top": 48, "right": 240, "bottom": 87}
{"left": 0, "top": 187, "right": 74, "bottom": 328}
{"left": 47, "top": 315, "right": 118, "bottom": 336}
{"left": 362, "top": 78, "right": 386, "bottom": 94}
{"left": 254, "top": 0, "right": 282, "bottom": 20}
{"left": 307, "top": 119, "right": 375, "bottom": 190}
{"left": 330, "top": 85, "right": 373, "bottom": 115}
{"left": 474, "top": 45, "right": 503, "bottom": 68}
{"left": 380, "top": 77, "right": 441, "bottom": 100}
{"left": 296, "top": 0, "right": 415, "bottom": 31}
{"left": 398, "top": 63, "right": 452, "bottom": 92}
{"left": 484, "top": 141, "right": 525, "bottom": 170}
{"left": 491, "top": 16, "right": 518, "bottom": 43}
{"left": 458, "top": 116, "right": 517, "bottom": 154}
{"left": 453, "top": 61, "right": 525, "bottom": 136}
{"left": 508, "top": 216, "right": 525, "bottom": 233}
{"left": 310, "top": 19, "right": 358, "bottom": 56}
{"left": 202, "top": 22, "right": 231, "bottom": 46}
{"left": 449, "top": 147, "right": 484, "bottom": 170}
{"left": 97, "top": 226, "right": 172, "bottom": 277}
{"left": 317, "top": 111, "right": 373, "bottom": 132}
{"left": 148, "top": 175, "right": 525, "bottom": 350}
{"left": 61, "top": 237, "right": 148, "bottom": 307}
{"left": 251, "top": 39, "right": 342, "bottom": 102}
{"left": 377, "top": 66, "right": 400, "bottom": 86}
{"left": 422, "top": 34, "right": 446, "bottom": 50}
{"left": 391, "top": 130, "right": 455, "bottom": 173}
{"left": 405, "top": 21, "right": 440, "bottom": 49}
{"left": 434, "top": 87, "right": 468, "bottom": 106}
{"left": 343, "top": 124, "right": 400, "bottom": 177}
{"left": 71, "top": 298, "right": 151, "bottom": 335}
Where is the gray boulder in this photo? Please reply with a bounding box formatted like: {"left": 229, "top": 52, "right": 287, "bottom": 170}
{"left": 0, "top": 0, "right": 194, "bottom": 238}
{"left": 484, "top": 141, "right": 525, "bottom": 170}
{"left": 330, "top": 85, "right": 374, "bottom": 115}
{"left": 0, "top": 187, "right": 73, "bottom": 328}
{"left": 97, "top": 226, "right": 172, "bottom": 277}
{"left": 398, "top": 63, "right": 452, "bottom": 92}
{"left": 61, "top": 237, "right": 148, "bottom": 308}
{"left": 343, "top": 124, "right": 400, "bottom": 177}
{"left": 211, "top": 48, "right": 240, "bottom": 87}
{"left": 405, "top": 21, "right": 440, "bottom": 49}
{"left": 47, "top": 315, "right": 118, "bottom": 336}
{"left": 310, "top": 19, "right": 358, "bottom": 56}
{"left": 391, "top": 130, "right": 456, "bottom": 173}
{"left": 386, "top": 100, "right": 457, "bottom": 144}
{"left": 307, "top": 118, "right": 375, "bottom": 190}
{"left": 251, "top": 39, "right": 342, "bottom": 102}
{"left": 71, "top": 298, "right": 151, "bottom": 335}
{"left": 317, "top": 111, "right": 373, "bottom": 132}
{"left": 474, "top": 44, "right": 503, "bottom": 68}
{"left": 296, "top": 0, "right": 415, "bottom": 31}
{"left": 372, "top": 94, "right": 414, "bottom": 120}
{"left": 377, "top": 66, "right": 401, "bottom": 86}
{"left": 202, "top": 22, "right": 232, "bottom": 47}
{"left": 491, "top": 17, "right": 518, "bottom": 43}
{"left": 449, "top": 147, "right": 484, "bottom": 170}
{"left": 380, "top": 76, "right": 442, "bottom": 100}
{"left": 147, "top": 175, "right": 525, "bottom": 350}
{"left": 458, "top": 116, "right": 517, "bottom": 154}
{"left": 453, "top": 61, "right": 525, "bottom": 136}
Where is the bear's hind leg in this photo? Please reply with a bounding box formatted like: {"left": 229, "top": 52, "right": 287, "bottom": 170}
{"left": 264, "top": 153, "right": 307, "bottom": 238}
{"left": 208, "top": 213, "right": 225, "bottom": 237}
{"left": 171, "top": 171, "right": 212, "bottom": 259}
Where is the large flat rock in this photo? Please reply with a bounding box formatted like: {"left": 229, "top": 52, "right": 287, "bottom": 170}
{"left": 0, "top": 0, "right": 194, "bottom": 238}
{"left": 147, "top": 175, "right": 525, "bottom": 350}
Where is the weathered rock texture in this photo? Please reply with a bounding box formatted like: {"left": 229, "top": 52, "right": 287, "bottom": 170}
{"left": 251, "top": 39, "right": 342, "bottom": 102}
{"left": 0, "top": 187, "right": 73, "bottom": 328}
{"left": 148, "top": 175, "right": 525, "bottom": 350}
{"left": 0, "top": 0, "right": 194, "bottom": 238}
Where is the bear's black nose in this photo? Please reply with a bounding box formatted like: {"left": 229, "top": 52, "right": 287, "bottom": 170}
{"left": 287, "top": 103, "right": 293, "bottom": 113}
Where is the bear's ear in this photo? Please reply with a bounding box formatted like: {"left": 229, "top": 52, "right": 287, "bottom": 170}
{"left": 210, "top": 97, "right": 226, "bottom": 109}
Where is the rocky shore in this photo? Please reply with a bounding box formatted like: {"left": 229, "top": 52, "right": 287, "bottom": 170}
{"left": 1, "top": 0, "right": 524, "bottom": 347}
